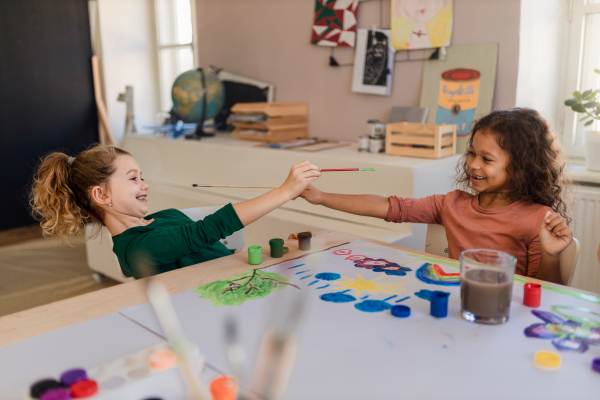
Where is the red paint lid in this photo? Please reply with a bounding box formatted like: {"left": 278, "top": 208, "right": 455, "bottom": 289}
{"left": 70, "top": 380, "right": 98, "bottom": 398}
{"left": 523, "top": 283, "right": 542, "bottom": 307}
{"left": 441, "top": 68, "right": 481, "bottom": 81}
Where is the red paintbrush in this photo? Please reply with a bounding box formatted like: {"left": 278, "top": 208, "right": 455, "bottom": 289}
{"left": 320, "top": 168, "right": 376, "bottom": 172}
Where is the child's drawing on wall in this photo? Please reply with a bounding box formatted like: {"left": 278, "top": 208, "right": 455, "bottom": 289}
{"left": 391, "top": 0, "right": 453, "bottom": 50}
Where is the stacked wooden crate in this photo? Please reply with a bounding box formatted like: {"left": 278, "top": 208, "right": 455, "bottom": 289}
{"left": 230, "top": 102, "right": 308, "bottom": 143}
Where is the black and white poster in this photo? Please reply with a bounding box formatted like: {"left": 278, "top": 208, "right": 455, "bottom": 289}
{"left": 352, "top": 29, "right": 394, "bottom": 95}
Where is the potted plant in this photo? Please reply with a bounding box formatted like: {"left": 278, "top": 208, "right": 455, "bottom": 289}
{"left": 565, "top": 68, "right": 600, "bottom": 171}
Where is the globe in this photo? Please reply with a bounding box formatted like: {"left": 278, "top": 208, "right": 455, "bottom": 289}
{"left": 171, "top": 68, "right": 225, "bottom": 123}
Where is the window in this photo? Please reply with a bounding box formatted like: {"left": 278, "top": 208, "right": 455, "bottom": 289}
{"left": 563, "top": 0, "right": 600, "bottom": 158}
{"left": 153, "top": 0, "right": 196, "bottom": 112}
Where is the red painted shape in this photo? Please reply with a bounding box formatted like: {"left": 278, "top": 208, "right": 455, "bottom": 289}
{"left": 333, "top": 249, "right": 352, "bottom": 255}
{"left": 431, "top": 264, "right": 460, "bottom": 277}
{"left": 345, "top": 255, "right": 366, "bottom": 261}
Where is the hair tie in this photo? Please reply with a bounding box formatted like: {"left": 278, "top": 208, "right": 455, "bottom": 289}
{"left": 67, "top": 157, "right": 76, "bottom": 166}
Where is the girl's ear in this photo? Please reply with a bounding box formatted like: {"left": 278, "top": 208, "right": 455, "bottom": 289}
{"left": 91, "top": 185, "right": 111, "bottom": 207}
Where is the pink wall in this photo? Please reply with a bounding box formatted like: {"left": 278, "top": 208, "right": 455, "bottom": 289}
{"left": 196, "top": 0, "right": 521, "bottom": 141}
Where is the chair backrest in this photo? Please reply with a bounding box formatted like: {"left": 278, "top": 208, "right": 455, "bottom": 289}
{"left": 425, "top": 224, "right": 449, "bottom": 258}
{"left": 559, "top": 237, "right": 580, "bottom": 287}
{"left": 425, "top": 224, "right": 580, "bottom": 287}
{"left": 85, "top": 206, "right": 246, "bottom": 283}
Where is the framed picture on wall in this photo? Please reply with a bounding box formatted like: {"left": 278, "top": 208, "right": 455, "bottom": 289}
{"left": 351, "top": 29, "right": 394, "bottom": 96}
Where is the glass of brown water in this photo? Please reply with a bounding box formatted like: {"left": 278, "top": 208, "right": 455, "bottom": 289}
{"left": 460, "top": 249, "right": 517, "bottom": 324}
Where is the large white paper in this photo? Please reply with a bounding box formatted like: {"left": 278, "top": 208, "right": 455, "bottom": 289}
{"left": 119, "top": 240, "right": 600, "bottom": 399}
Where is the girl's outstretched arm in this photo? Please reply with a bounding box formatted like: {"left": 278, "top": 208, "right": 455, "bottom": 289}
{"left": 299, "top": 184, "right": 389, "bottom": 219}
{"left": 233, "top": 161, "right": 321, "bottom": 226}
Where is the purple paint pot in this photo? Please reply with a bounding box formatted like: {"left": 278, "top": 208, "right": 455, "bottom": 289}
{"left": 40, "top": 388, "right": 71, "bottom": 400}
{"left": 592, "top": 358, "right": 600, "bottom": 374}
{"left": 60, "top": 368, "right": 87, "bottom": 387}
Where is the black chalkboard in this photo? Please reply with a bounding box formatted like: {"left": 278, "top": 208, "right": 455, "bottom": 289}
{"left": 0, "top": 0, "right": 99, "bottom": 231}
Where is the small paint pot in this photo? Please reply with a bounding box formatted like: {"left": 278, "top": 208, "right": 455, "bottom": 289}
{"left": 210, "top": 375, "right": 238, "bottom": 400}
{"left": 269, "top": 238, "right": 284, "bottom": 258}
{"left": 70, "top": 380, "right": 99, "bottom": 398}
{"left": 282, "top": 246, "right": 289, "bottom": 254}
{"left": 40, "top": 389, "right": 71, "bottom": 400}
{"left": 592, "top": 358, "right": 600, "bottom": 374}
{"left": 523, "top": 283, "right": 541, "bottom": 308}
{"left": 60, "top": 368, "right": 87, "bottom": 387}
{"left": 30, "top": 379, "right": 62, "bottom": 399}
{"left": 357, "top": 135, "right": 369, "bottom": 152}
{"left": 391, "top": 305, "right": 411, "bottom": 318}
{"left": 297, "top": 231, "right": 312, "bottom": 251}
{"left": 430, "top": 291, "right": 450, "bottom": 318}
{"left": 148, "top": 349, "right": 177, "bottom": 370}
{"left": 248, "top": 245, "right": 262, "bottom": 265}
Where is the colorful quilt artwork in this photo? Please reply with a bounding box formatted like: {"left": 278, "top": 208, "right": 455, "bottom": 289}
{"left": 311, "top": 0, "right": 360, "bottom": 47}
{"left": 391, "top": 0, "right": 453, "bottom": 50}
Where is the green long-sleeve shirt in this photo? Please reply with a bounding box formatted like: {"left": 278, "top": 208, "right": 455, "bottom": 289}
{"left": 112, "top": 204, "right": 244, "bottom": 279}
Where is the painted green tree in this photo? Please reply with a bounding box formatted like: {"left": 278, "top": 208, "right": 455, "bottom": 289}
{"left": 194, "top": 269, "right": 299, "bottom": 307}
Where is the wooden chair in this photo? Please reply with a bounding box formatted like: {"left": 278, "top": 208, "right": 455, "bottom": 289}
{"left": 85, "top": 206, "right": 246, "bottom": 283}
{"left": 424, "top": 224, "right": 580, "bottom": 286}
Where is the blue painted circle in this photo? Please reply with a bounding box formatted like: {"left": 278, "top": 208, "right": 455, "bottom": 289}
{"left": 354, "top": 300, "right": 392, "bottom": 313}
{"left": 391, "top": 305, "right": 411, "bottom": 318}
{"left": 320, "top": 292, "right": 356, "bottom": 303}
{"left": 315, "top": 272, "right": 341, "bottom": 281}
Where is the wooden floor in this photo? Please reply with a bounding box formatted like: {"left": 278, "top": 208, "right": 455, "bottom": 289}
{"left": 0, "top": 235, "right": 119, "bottom": 317}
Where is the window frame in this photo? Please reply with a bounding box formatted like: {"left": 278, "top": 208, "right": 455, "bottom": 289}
{"left": 562, "top": 0, "right": 600, "bottom": 159}
{"left": 151, "top": 0, "right": 197, "bottom": 112}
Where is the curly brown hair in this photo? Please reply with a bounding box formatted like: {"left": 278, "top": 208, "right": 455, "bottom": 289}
{"left": 455, "top": 108, "right": 572, "bottom": 224}
{"left": 29, "top": 144, "right": 131, "bottom": 239}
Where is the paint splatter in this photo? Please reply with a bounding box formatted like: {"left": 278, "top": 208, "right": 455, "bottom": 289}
{"left": 334, "top": 274, "right": 406, "bottom": 296}
{"left": 395, "top": 296, "right": 410, "bottom": 303}
{"left": 353, "top": 257, "right": 412, "bottom": 276}
{"left": 288, "top": 264, "right": 305, "bottom": 269}
{"left": 194, "top": 270, "right": 299, "bottom": 307}
{"left": 316, "top": 284, "right": 331, "bottom": 289}
{"left": 355, "top": 300, "right": 393, "bottom": 313}
{"left": 333, "top": 249, "right": 352, "bottom": 255}
{"left": 299, "top": 275, "right": 313, "bottom": 280}
{"left": 320, "top": 292, "right": 357, "bottom": 303}
{"left": 315, "top": 272, "right": 341, "bottom": 281}
{"left": 415, "top": 263, "right": 460, "bottom": 286}
{"left": 308, "top": 280, "right": 318, "bottom": 286}
{"left": 295, "top": 270, "right": 310, "bottom": 275}
{"left": 524, "top": 309, "right": 600, "bottom": 353}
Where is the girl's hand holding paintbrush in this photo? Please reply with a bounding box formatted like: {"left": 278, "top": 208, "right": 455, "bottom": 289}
{"left": 233, "top": 161, "right": 321, "bottom": 226}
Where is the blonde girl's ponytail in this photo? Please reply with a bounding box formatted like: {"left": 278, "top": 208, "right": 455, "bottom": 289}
{"left": 30, "top": 145, "right": 131, "bottom": 239}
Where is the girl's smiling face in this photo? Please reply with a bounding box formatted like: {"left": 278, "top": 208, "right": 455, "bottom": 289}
{"left": 105, "top": 155, "right": 149, "bottom": 218}
{"left": 466, "top": 130, "right": 510, "bottom": 194}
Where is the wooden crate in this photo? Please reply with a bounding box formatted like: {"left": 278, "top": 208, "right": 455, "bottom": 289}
{"left": 232, "top": 126, "right": 307, "bottom": 143}
{"left": 385, "top": 122, "right": 457, "bottom": 159}
{"left": 230, "top": 102, "right": 308, "bottom": 143}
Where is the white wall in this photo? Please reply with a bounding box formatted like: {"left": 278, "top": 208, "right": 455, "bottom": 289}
{"left": 98, "top": 0, "right": 160, "bottom": 144}
{"left": 195, "top": 0, "right": 522, "bottom": 142}
{"left": 515, "top": 0, "right": 569, "bottom": 133}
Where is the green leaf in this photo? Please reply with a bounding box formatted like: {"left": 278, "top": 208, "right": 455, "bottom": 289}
{"left": 595, "top": 69, "right": 600, "bottom": 75}
{"left": 574, "top": 91, "right": 581, "bottom": 99}
{"left": 583, "top": 101, "right": 600, "bottom": 108}
{"left": 582, "top": 89, "right": 593, "bottom": 99}
{"left": 585, "top": 120, "right": 594, "bottom": 127}
{"left": 565, "top": 98, "right": 579, "bottom": 106}
{"left": 571, "top": 104, "right": 586, "bottom": 113}
{"left": 580, "top": 116, "right": 590, "bottom": 122}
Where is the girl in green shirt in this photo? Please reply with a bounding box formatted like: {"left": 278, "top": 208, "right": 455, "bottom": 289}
{"left": 30, "top": 144, "right": 321, "bottom": 278}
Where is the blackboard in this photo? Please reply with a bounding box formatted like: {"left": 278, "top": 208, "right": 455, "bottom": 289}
{"left": 0, "top": 0, "right": 99, "bottom": 231}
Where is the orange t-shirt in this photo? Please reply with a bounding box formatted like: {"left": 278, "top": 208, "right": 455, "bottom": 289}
{"left": 385, "top": 190, "right": 552, "bottom": 277}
